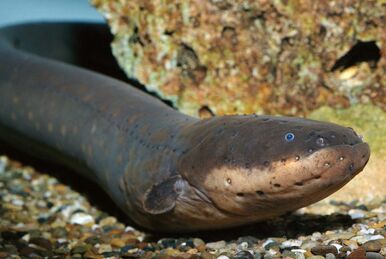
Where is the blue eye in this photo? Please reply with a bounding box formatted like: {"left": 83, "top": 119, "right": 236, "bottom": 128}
{"left": 284, "top": 132, "right": 295, "bottom": 142}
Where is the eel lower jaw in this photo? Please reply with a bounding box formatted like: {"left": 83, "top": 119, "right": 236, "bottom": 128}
{"left": 195, "top": 142, "right": 370, "bottom": 218}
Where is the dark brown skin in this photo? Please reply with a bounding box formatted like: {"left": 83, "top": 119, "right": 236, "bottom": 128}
{"left": 0, "top": 23, "right": 370, "bottom": 232}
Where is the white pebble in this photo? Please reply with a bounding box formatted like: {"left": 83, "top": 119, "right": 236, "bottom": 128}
{"left": 281, "top": 239, "right": 302, "bottom": 248}
{"left": 12, "top": 199, "right": 24, "bottom": 206}
{"left": 262, "top": 238, "right": 275, "bottom": 248}
{"left": 217, "top": 256, "right": 229, "bottom": 259}
{"left": 206, "top": 240, "right": 226, "bottom": 250}
{"left": 70, "top": 212, "right": 94, "bottom": 225}
{"left": 348, "top": 209, "right": 365, "bottom": 219}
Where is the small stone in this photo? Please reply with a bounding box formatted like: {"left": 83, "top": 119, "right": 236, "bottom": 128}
{"left": 348, "top": 247, "right": 366, "bottom": 259}
{"left": 85, "top": 236, "right": 101, "bottom": 245}
{"left": 325, "top": 253, "right": 336, "bottom": 259}
{"left": 363, "top": 240, "right": 382, "bottom": 252}
{"left": 234, "top": 250, "right": 254, "bottom": 259}
{"left": 97, "top": 243, "right": 112, "bottom": 253}
{"left": 348, "top": 209, "right": 366, "bottom": 219}
{"left": 281, "top": 239, "right": 302, "bottom": 249}
{"left": 263, "top": 239, "right": 279, "bottom": 250}
{"left": 306, "top": 256, "right": 324, "bottom": 259}
{"left": 217, "top": 256, "right": 230, "bottom": 259}
{"left": 206, "top": 240, "right": 226, "bottom": 250}
{"left": 311, "top": 245, "right": 338, "bottom": 256}
{"left": 111, "top": 237, "right": 125, "bottom": 248}
{"left": 70, "top": 212, "right": 94, "bottom": 225}
{"left": 29, "top": 237, "right": 52, "bottom": 250}
{"left": 71, "top": 244, "right": 90, "bottom": 254}
{"left": 52, "top": 227, "right": 68, "bottom": 238}
{"left": 366, "top": 252, "right": 385, "bottom": 259}
{"left": 98, "top": 216, "right": 117, "bottom": 227}
{"left": 281, "top": 250, "right": 296, "bottom": 258}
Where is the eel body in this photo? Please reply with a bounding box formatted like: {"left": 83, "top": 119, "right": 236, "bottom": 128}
{"left": 0, "top": 23, "right": 370, "bottom": 232}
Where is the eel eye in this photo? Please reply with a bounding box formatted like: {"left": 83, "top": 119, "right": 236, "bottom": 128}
{"left": 284, "top": 132, "right": 295, "bottom": 142}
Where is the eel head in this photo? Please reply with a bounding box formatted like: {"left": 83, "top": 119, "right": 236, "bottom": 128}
{"left": 173, "top": 115, "right": 370, "bottom": 229}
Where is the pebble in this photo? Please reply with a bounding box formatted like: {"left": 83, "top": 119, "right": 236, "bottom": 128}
{"left": 233, "top": 250, "right": 254, "bottom": 259}
{"left": 348, "top": 247, "right": 366, "bottom": 259}
{"left": 311, "top": 245, "right": 338, "bottom": 256}
{"left": 207, "top": 241, "right": 227, "bottom": 250}
{"left": 70, "top": 212, "right": 95, "bottom": 225}
{"left": 364, "top": 240, "right": 383, "bottom": 252}
{"left": 366, "top": 252, "right": 385, "bottom": 259}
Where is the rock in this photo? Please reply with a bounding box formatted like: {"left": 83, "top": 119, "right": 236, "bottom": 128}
{"left": 70, "top": 212, "right": 95, "bottom": 225}
{"left": 325, "top": 253, "right": 336, "bottom": 259}
{"left": 98, "top": 216, "right": 117, "bottom": 227}
{"left": 206, "top": 241, "right": 227, "bottom": 250}
{"left": 110, "top": 238, "right": 125, "bottom": 248}
{"left": 348, "top": 247, "right": 366, "bottom": 259}
{"left": 366, "top": 252, "right": 385, "bottom": 259}
{"left": 281, "top": 239, "right": 302, "bottom": 249}
{"left": 29, "top": 237, "right": 52, "bottom": 250}
{"left": 233, "top": 250, "right": 254, "bottom": 259}
{"left": 363, "top": 240, "right": 382, "bottom": 252}
{"left": 311, "top": 245, "right": 338, "bottom": 256}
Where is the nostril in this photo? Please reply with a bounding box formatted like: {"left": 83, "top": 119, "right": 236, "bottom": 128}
{"left": 273, "top": 183, "right": 281, "bottom": 188}
{"left": 295, "top": 182, "right": 303, "bottom": 186}
{"left": 236, "top": 192, "right": 244, "bottom": 197}
{"left": 256, "top": 190, "right": 265, "bottom": 196}
{"left": 349, "top": 163, "right": 354, "bottom": 171}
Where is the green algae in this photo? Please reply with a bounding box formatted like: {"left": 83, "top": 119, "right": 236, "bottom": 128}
{"left": 309, "top": 104, "right": 386, "bottom": 157}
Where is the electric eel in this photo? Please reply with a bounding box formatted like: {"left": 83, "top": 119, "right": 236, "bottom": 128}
{"left": 0, "top": 22, "right": 370, "bottom": 232}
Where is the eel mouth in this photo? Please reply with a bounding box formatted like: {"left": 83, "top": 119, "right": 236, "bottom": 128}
{"left": 198, "top": 142, "right": 370, "bottom": 217}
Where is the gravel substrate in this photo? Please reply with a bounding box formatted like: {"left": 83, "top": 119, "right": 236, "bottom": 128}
{"left": 0, "top": 155, "right": 385, "bottom": 259}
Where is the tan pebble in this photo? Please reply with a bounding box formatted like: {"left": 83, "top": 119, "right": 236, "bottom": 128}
{"left": 187, "top": 248, "right": 198, "bottom": 254}
{"left": 164, "top": 248, "right": 180, "bottom": 256}
{"left": 200, "top": 250, "right": 215, "bottom": 259}
{"left": 99, "top": 216, "right": 117, "bottom": 227}
{"left": 304, "top": 250, "right": 314, "bottom": 257}
{"left": 53, "top": 184, "right": 67, "bottom": 194}
{"left": 370, "top": 221, "right": 386, "bottom": 229}
{"left": 110, "top": 238, "right": 125, "bottom": 248}
{"left": 97, "top": 244, "right": 112, "bottom": 253}
{"left": 363, "top": 240, "right": 382, "bottom": 252}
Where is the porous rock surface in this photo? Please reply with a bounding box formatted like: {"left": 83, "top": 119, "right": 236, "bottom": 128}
{"left": 91, "top": 0, "right": 385, "bottom": 117}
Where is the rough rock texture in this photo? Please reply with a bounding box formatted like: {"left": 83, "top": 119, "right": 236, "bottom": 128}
{"left": 91, "top": 0, "right": 385, "bottom": 117}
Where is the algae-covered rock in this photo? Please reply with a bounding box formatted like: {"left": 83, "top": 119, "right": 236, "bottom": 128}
{"left": 92, "top": 0, "right": 384, "bottom": 117}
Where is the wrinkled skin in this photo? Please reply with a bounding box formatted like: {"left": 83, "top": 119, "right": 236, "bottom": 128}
{"left": 0, "top": 23, "right": 370, "bottom": 232}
